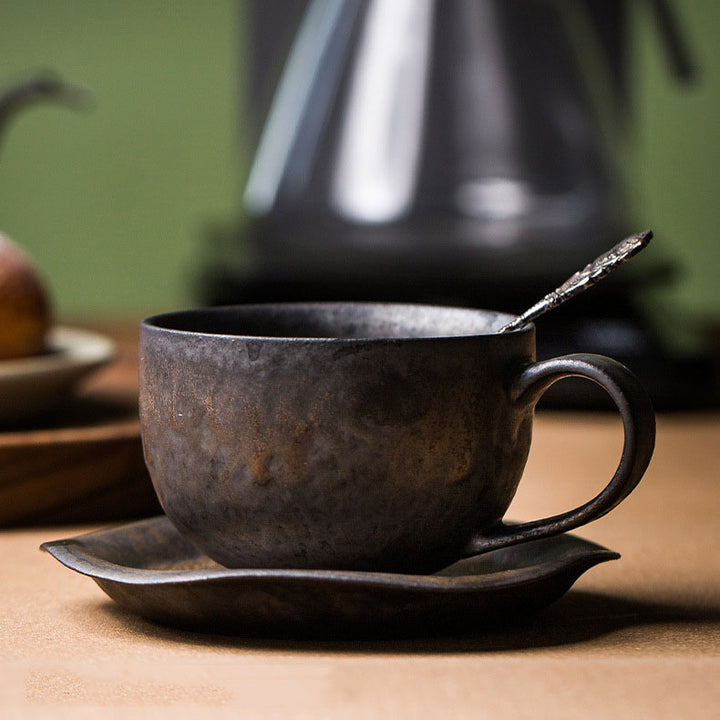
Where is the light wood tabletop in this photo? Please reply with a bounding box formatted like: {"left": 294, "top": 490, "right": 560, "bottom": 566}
{"left": 1, "top": 323, "right": 718, "bottom": 718}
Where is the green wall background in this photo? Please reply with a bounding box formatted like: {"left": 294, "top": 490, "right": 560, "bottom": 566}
{"left": 0, "top": 0, "right": 241, "bottom": 318}
{"left": 0, "top": 1, "right": 718, "bottom": 323}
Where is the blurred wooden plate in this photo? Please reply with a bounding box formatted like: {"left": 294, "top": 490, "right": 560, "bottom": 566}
{"left": 0, "top": 390, "right": 160, "bottom": 527}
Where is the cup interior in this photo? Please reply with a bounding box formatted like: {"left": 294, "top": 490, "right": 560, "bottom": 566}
{"left": 143, "top": 303, "right": 518, "bottom": 341}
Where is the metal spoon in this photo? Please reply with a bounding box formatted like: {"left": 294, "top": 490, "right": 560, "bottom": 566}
{"left": 498, "top": 230, "right": 653, "bottom": 333}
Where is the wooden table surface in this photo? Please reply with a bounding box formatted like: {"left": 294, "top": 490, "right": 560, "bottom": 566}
{"left": 1, "top": 322, "right": 718, "bottom": 718}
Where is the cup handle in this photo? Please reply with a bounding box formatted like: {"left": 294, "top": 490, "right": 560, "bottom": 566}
{"left": 465, "top": 353, "right": 655, "bottom": 555}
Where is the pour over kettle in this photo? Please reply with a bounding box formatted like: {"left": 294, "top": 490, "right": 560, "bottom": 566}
{"left": 227, "top": 0, "right": 692, "bottom": 300}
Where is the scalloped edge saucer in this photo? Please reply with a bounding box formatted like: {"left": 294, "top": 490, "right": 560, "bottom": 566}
{"left": 42, "top": 515, "right": 619, "bottom": 637}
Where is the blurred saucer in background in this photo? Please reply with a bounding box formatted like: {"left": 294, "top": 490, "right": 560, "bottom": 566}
{"left": 0, "top": 326, "right": 115, "bottom": 424}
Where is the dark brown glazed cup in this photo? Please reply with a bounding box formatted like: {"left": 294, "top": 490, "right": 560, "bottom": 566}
{"left": 139, "top": 303, "right": 655, "bottom": 572}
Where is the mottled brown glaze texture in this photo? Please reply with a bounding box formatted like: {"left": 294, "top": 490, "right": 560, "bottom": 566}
{"left": 139, "top": 303, "right": 653, "bottom": 572}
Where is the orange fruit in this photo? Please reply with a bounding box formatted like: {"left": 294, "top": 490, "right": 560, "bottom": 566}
{"left": 0, "top": 232, "right": 51, "bottom": 360}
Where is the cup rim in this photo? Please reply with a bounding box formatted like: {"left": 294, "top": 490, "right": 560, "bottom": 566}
{"left": 141, "top": 302, "right": 532, "bottom": 343}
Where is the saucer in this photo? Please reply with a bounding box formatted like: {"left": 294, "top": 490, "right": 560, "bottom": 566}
{"left": 0, "top": 326, "right": 115, "bottom": 423}
{"left": 41, "top": 516, "right": 619, "bottom": 637}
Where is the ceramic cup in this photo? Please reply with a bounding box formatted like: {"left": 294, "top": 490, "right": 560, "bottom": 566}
{"left": 139, "top": 302, "right": 655, "bottom": 572}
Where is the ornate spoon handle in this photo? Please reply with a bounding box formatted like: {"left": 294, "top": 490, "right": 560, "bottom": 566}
{"left": 499, "top": 230, "right": 653, "bottom": 333}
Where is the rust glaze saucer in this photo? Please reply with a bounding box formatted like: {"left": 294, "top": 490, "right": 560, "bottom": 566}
{"left": 42, "top": 515, "right": 618, "bottom": 638}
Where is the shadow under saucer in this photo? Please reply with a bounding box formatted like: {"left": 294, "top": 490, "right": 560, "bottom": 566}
{"left": 87, "top": 588, "right": 720, "bottom": 654}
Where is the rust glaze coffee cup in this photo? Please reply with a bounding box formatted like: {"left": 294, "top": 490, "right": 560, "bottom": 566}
{"left": 139, "top": 303, "right": 655, "bottom": 572}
